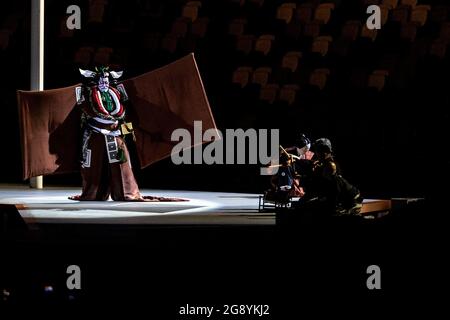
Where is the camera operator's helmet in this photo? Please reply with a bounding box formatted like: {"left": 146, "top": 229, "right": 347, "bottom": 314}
{"left": 313, "top": 138, "right": 333, "bottom": 153}
{"left": 297, "top": 133, "right": 311, "bottom": 150}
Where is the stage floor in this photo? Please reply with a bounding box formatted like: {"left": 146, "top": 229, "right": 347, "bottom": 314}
{"left": 0, "top": 185, "right": 274, "bottom": 225}
{"left": 0, "top": 185, "right": 391, "bottom": 226}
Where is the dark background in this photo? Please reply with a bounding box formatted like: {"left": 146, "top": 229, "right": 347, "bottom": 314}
{"left": 1, "top": 0, "right": 449, "bottom": 200}
{"left": 0, "top": 0, "right": 448, "bottom": 313}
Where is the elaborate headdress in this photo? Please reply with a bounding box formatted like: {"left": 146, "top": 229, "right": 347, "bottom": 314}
{"left": 79, "top": 66, "right": 123, "bottom": 87}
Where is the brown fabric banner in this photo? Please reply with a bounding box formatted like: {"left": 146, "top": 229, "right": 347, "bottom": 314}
{"left": 17, "top": 85, "right": 81, "bottom": 180}
{"left": 123, "top": 53, "right": 217, "bottom": 169}
{"left": 17, "top": 53, "right": 217, "bottom": 180}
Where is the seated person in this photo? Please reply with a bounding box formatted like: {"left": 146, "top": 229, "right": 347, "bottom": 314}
{"left": 285, "top": 133, "right": 314, "bottom": 161}
{"left": 297, "top": 138, "right": 363, "bottom": 215}
{"left": 284, "top": 133, "right": 314, "bottom": 196}
{"left": 266, "top": 153, "right": 303, "bottom": 202}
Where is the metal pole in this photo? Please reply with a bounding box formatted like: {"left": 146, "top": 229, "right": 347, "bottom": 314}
{"left": 30, "top": 0, "right": 44, "bottom": 189}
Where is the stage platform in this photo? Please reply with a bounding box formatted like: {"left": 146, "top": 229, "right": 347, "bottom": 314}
{"left": 0, "top": 185, "right": 391, "bottom": 226}
{"left": 0, "top": 185, "right": 274, "bottom": 226}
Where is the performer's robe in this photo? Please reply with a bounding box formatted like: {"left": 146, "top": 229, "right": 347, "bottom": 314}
{"left": 17, "top": 54, "right": 217, "bottom": 199}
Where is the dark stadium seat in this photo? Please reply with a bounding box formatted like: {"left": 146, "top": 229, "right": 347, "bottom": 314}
{"left": 161, "top": 33, "right": 178, "bottom": 54}
{"left": 309, "top": 68, "right": 330, "bottom": 90}
{"left": 430, "top": 5, "right": 449, "bottom": 24}
{"left": 93, "top": 47, "right": 113, "bottom": 65}
{"left": 381, "top": 0, "right": 398, "bottom": 10}
{"left": 391, "top": 5, "right": 411, "bottom": 24}
{"left": 236, "top": 34, "right": 255, "bottom": 55}
{"left": 192, "top": 17, "right": 210, "bottom": 38}
{"left": 171, "top": 17, "right": 191, "bottom": 38}
{"left": 312, "top": 36, "right": 333, "bottom": 56}
{"left": 360, "top": 24, "right": 378, "bottom": 42}
{"left": 279, "top": 84, "right": 300, "bottom": 106}
{"left": 303, "top": 21, "right": 321, "bottom": 38}
{"left": 314, "top": 3, "right": 335, "bottom": 25}
{"left": 259, "top": 84, "right": 279, "bottom": 104}
{"left": 251, "top": 67, "right": 272, "bottom": 87}
{"left": 182, "top": 1, "right": 202, "bottom": 22}
{"left": 411, "top": 5, "right": 431, "bottom": 26}
{"left": 254, "top": 34, "right": 275, "bottom": 56}
{"left": 88, "top": 0, "right": 107, "bottom": 23}
{"left": 296, "top": 3, "right": 315, "bottom": 25}
{"left": 232, "top": 66, "right": 253, "bottom": 88}
{"left": 429, "top": 40, "right": 447, "bottom": 59}
{"left": 400, "top": 22, "right": 418, "bottom": 42}
{"left": 74, "top": 46, "right": 95, "bottom": 66}
{"left": 276, "top": 3, "right": 296, "bottom": 24}
{"left": 368, "top": 69, "right": 389, "bottom": 91}
{"left": 281, "top": 51, "right": 302, "bottom": 73}
{"left": 341, "top": 21, "right": 361, "bottom": 42}
{"left": 228, "top": 18, "right": 247, "bottom": 37}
